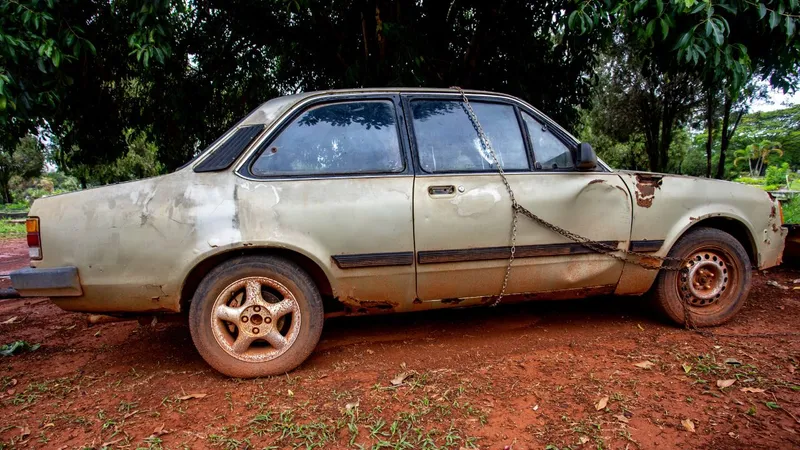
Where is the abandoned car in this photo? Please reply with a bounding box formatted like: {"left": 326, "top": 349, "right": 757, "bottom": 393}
{"left": 11, "top": 88, "right": 786, "bottom": 377}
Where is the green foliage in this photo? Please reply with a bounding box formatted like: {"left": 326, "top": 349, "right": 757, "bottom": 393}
{"left": 0, "top": 340, "right": 40, "bottom": 356}
{"left": 0, "top": 135, "right": 44, "bottom": 203}
{"left": 765, "top": 162, "right": 792, "bottom": 187}
{"left": 783, "top": 196, "right": 800, "bottom": 224}
{"left": 0, "top": 220, "right": 25, "bottom": 239}
{"left": 728, "top": 105, "right": 800, "bottom": 173}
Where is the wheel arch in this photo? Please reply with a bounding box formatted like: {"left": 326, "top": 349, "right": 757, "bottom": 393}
{"left": 179, "top": 247, "right": 335, "bottom": 313}
{"left": 672, "top": 216, "right": 757, "bottom": 266}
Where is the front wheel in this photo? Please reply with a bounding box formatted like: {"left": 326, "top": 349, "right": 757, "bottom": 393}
{"left": 652, "top": 227, "right": 752, "bottom": 327}
{"left": 189, "top": 256, "right": 323, "bottom": 378}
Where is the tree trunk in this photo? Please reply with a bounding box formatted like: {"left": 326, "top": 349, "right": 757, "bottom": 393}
{"left": 716, "top": 96, "right": 744, "bottom": 180}
{"left": 704, "top": 86, "right": 715, "bottom": 178}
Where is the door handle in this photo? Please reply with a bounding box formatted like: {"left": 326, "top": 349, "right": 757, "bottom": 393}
{"left": 428, "top": 185, "right": 455, "bottom": 196}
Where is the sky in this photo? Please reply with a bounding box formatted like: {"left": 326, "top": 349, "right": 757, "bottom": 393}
{"left": 751, "top": 88, "right": 800, "bottom": 112}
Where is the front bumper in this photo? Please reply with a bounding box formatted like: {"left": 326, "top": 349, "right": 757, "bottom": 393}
{"left": 10, "top": 266, "right": 83, "bottom": 297}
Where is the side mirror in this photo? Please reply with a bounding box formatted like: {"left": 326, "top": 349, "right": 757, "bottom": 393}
{"left": 576, "top": 142, "right": 597, "bottom": 171}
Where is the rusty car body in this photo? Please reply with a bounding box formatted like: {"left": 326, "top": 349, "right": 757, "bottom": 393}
{"left": 11, "top": 88, "right": 787, "bottom": 377}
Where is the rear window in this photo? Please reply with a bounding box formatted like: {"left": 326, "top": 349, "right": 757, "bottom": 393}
{"left": 194, "top": 125, "right": 265, "bottom": 172}
{"left": 250, "top": 100, "right": 404, "bottom": 176}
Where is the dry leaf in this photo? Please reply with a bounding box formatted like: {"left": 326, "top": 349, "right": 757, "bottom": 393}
{"left": 177, "top": 393, "right": 208, "bottom": 400}
{"left": 724, "top": 358, "right": 742, "bottom": 366}
{"left": 287, "top": 389, "right": 294, "bottom": 397}
{"left": 595, "top": 396, "right": 609, "bottom": 411}
{"left": 345, "top": 400, "right": 359, "bottom": 412}
{"left": 19, "top": 426, "right": 30, "bottom": 439}
{"left": 1, "top": 316, "right": 19, "bottom": 325}
{"left": 681, "top": 419, "right": 696, "bottom": 433}
{"left": 740, "top": 387, "right": 766, "bottom": 393}
{"left": 94, "top": 330, "right": 101, "bottom": 337}
{"left": 101, "top": 438, "right": 124, "bottom": 447}
{"left": 391, "top": 371, "right": 415, "bottom": 386}
{"left": 634, "top": 361, "right": 655, "bottom": 369}
{"left": 123, "top": 410, "right": 139, "bottom": 419}
{"left": 149, "top": 424, "right": 170, "bottom": 438}
{"left": 578, "top": 436, "right": 589, "bottom": 445}
{"left": 42, "top": 423, "right": 54, "bottom": 429}
{"left": 717, "top": 379, "right": 736, "bottom": 389}
{"left": 614, "top": 414, "right": 630, "bottom": 424}
{"left": 8, "top": 379, "right": 17, "bottom": 387}
{"left": 682, "top": 364, "right": 692, "bottom": 374}
{"left": 767, "top": 280, "right": 789, "bottom": 290}
{"left": 532, "top": 404, "right": 539, "bottom": 411}
{"left": 637, "top": 323, "right": 644, "bottom": 331}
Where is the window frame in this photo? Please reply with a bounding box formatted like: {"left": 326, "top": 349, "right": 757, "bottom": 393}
{"left": 239, "top": 94, "right": 412, "bottom": 180}
{"left": 521, "top": 110, "right": 578, "bottom": 172}
{"left": 402, "top": 94, "right": 534, "bottom": 175}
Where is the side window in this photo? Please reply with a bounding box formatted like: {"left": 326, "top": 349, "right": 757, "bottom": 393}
{"left": 522, "top": 112, "right": 574, "bottom": 170}
{"left": 250, "top": 100, "right": 404, "bottom": 176}
{"left": 410, "top": 100, "right": 528, "bottom": 173}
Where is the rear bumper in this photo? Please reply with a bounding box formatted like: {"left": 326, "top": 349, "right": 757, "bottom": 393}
{"left": 10, "top": 266, "right": 83, "bottom": 297}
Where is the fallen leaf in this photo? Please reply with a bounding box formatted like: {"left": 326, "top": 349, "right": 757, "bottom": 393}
{"left": 391, "top": 371, "right": 415, "bottom": 386}
{"left": 64, "top": 324, "right": 76, "bottom": 331}
{"left": 42, "top": 423, "right": 54, "bottom": 429}
{"left": 101, "top": 438, "right": 124, "bottom": 447}
{"left": 532, "top": 404, "right": 539, "bottom": 411}
{"left": 578, "top": 436, "right": 589, "bottom": 445}
{"left": 637, "top": 323, "right": 644, "bottom": 331}
{"left": 681, "top": 419, "right": 696, "bottom": 433}
{"left": 176, "top": 393, "right": 208, "bottom": 400}
{"left": 287, "top": 389, "right": 294, "bottom": 397}
{"left": 1, "top": 316, "right": 19, "bottom": 325}
{"left": 634, "top": 361, "right": 655, "bottom": 369}
{"left": 614, "top": 414, "right": 630, "bottom": 424}
{"left": 595, "top": 396, "right": 609, "bottom": 411}
{"left": 717, "top": 379, "right": 736, "bottom": 389}
{"left": 123, "top": 410, "right": 139, "bottom": 419}
{"left": 724, "top": 358, "right": 742, "bottom": 366}
{"left": 767, "top": 280, "right": 789, "bottom": 290}
{"left": 94, "top": 330, "right": 101, "bottom": 337}
{"left": 740, "top": 387, "right": 766, "bottom": 393}
{"left": 682, "top": 364, "right": 692, "bottom": 374}
{"left": 19, "top": 426, "right": 30, "bottom": 439}
{"left": 148, "top": 424, "right": 170, "bottom": 439}
{"left": 8, "top": 379, "right": 17, "bottom": 387}
{"left": 345, "top": 400, "right": 359, "bottom": 412}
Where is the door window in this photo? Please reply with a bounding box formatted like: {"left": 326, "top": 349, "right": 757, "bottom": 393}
{"left": 410, "top": 100, "right": 529, "bottom": 173}
{"left": 250, "top": 100, "right": 404, "bottom": 176}
{"left": 522, "top": 112, "right": 574, "bottom": 170}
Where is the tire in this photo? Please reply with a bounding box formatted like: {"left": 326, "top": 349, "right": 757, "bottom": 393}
{"left": 652, "top": 227, "right": 752, "bottom": 327}
{"left": 189, "top": 256, "right": 323, "bottom": 378}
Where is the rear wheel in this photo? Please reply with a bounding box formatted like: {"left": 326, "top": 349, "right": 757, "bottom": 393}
{"left": 652, "top": 227, "right": 751, "bottom": 327}
{"left": 189, "top": 256, "right": 323, "bottom": 377}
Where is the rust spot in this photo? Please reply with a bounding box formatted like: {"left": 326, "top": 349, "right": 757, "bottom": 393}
{"left": 770, "top": 205, "right": 777, "bottom": 218}
{"left": 588, "top": 179, "right": 606, "bottom": 185}
{"left": 412, "top": 298, "right": 422, "bottom": 304}
{"left": 772, "top": 223, "right": 780, "bottom": 233}
{"left": 441, "top": 298, "right": 464, "bottom": 305}
{"left": 689, "top": 216, "right": 697, "bottom": 222}
{"left": 339, "top": 297, "right": 398, "bottom": 315}
{"left": 358, "top": 300, "right": 396, "bottom": 310}
{"left": 634, "top": 174, "right": 663, "bottom": 208}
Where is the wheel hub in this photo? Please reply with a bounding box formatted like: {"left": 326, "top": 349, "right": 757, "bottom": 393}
{"left": 680, "top": 250, "right": 729, "bottom": 307}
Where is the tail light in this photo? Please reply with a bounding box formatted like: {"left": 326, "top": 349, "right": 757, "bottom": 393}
{"left": 26, "top": 217, "right": 42, "bottom": 260}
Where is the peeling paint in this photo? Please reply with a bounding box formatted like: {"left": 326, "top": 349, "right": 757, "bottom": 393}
{"left": 633, "top": 174, "right": 663, "bottom": 208}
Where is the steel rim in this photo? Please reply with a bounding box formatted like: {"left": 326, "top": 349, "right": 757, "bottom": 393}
{"left": 210, "top": 276, "right": 301, "bottom": 363}
{"left": 678, "top": 248, "right": 735, "bottom": 313}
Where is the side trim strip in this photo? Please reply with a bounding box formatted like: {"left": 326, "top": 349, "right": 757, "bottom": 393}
{"left": 629, "top": 240, "right": 664, "bottom": 253}
{"left": 332, "top": 252, "right": 415, "bottom": 269}
{"left": 418, "top": 241, "right": 620, "bottom": 265}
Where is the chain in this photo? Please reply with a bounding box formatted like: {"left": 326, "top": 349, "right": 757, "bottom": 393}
{"left": 451, "top": 87, "right": 686, "bottom": 305}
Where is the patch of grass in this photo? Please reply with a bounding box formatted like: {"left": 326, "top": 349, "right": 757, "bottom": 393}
{"left": 0, "top": 220, "right": 25, "bottom": 239}
{"left": 782, "top": 196, "right": 800, "bottom": 224}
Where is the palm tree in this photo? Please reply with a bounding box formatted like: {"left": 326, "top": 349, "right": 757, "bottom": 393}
{"left": 733, "top": 140, "right": 783, "bottom": 177}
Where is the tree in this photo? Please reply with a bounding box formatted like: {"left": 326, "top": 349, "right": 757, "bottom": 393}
{"left": 733, "top": 139, "right": 783, "bottom": 176}
{"left": 569, "top": 0, "right": 800, "bottom": 174}
{"left": 0, "top": 136, "right": 44, "bottom": 203}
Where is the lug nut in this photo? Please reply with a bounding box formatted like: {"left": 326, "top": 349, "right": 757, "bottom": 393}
{"left": 241, "top": 316, "right": 248, "bottom": 323}
{"left": 252, "top": 327, "right": 260, "bottom": 334}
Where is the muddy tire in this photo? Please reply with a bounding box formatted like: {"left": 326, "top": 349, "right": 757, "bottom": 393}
{"left": 652, "top": 227, "right": 751, "bottom": 327}
{"left": 189, "top": 256, "right": 323, "bottom": 378}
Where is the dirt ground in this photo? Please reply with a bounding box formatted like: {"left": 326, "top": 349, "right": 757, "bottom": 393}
{"left": 0, "top": 238, "right": 798, "bottom": 450}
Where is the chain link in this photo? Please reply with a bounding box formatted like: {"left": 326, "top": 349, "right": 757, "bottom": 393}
{"left": 451, "top": 87, "right": 687, "bottom": 307}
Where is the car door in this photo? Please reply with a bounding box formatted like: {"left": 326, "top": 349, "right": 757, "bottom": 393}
{"left": 237, "top": 95, "right": 417, "bottom": 311}
{"left": 405, "top": 94, "right": 632, "bottom": 302}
